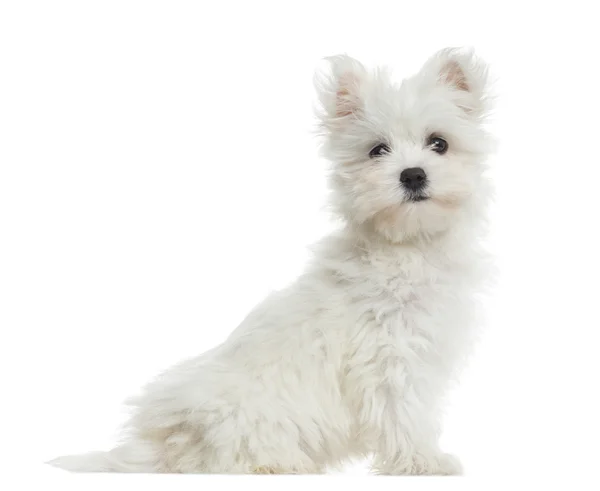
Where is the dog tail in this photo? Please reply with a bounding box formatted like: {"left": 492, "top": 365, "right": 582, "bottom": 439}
{"left": 47, "top": 443, "right": 158, "bottom": 473}
{"left": 48, "top": 451, "right": 122, "bottom": 472}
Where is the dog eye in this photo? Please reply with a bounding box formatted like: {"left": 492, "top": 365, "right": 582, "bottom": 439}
{"left": 369, "top": 143, "right": 391, "bottom": 158}
{"left": 427, "top": 135, "right": 448, "bottom": 155}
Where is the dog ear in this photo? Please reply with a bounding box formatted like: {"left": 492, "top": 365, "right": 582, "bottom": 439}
{"left": 418, "top": 47, "right": 490, "bottom": 117}
{"left": 315, "top": 54, "right": 367, "bottom": 124}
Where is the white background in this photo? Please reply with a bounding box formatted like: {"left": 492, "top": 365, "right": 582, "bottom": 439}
{"left": 1, "top": 1, "right": 599, "bottom": 490}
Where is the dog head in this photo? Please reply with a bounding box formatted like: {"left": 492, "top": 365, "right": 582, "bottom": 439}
{"left": 316, "top": 48, "right": 493, "bottom": 243}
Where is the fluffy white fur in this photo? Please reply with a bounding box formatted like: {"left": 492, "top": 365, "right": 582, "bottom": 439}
{"left": 50, "top": 47, "right": 493, "bottom": 475}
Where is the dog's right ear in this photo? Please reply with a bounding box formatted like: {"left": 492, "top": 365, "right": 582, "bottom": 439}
{"left": 314, "top": 55, "right": 367, "bottom": 125}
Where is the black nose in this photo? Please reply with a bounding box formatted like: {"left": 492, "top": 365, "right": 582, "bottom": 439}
{"left": 400, "top": 167, "right": 427, "bottom": 191}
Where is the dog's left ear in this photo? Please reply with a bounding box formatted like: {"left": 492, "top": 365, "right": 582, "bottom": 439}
{"left": 418, "top": 47, "right": 490, "bottom": 117}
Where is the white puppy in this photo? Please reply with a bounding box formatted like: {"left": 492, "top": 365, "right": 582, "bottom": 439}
{"left": 51, "top": 47, "right": 493, "bottom": 475}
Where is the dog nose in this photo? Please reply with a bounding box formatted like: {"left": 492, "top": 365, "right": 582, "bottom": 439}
{"left": 400, "top": 167, "right": 427, "bottom": 191}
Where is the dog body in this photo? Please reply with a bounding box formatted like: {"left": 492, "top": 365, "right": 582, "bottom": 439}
{"left": 51, "top": 48, "right": 493, "bottom": 475}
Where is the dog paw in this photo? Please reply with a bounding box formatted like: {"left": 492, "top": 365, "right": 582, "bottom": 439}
{"left": 372, "top": 451, "right": 463, "bottom": 476}
{"left": 410, "top": 452, "right": 462, "bottom": 475}
{"left": 435, "top": 452, "right": 463, "bottom": 475}
{"left": 252, "top": 465, "right": 299, "bottom": 474}
{"left": 253, "top": 466, "right": 278, "bottom": 474}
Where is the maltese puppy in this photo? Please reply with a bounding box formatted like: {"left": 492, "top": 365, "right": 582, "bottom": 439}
{"left": 51, "top": 47, "right": 493, "bottom": 475}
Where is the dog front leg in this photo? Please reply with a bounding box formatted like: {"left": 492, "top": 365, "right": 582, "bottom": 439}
{"left": 368, "top": 389, "right": 462, "bottom": 476}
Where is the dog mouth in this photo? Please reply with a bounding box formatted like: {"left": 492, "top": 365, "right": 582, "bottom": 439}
{"left": 407, "top": 194, "right": 429, "bottom": 202}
